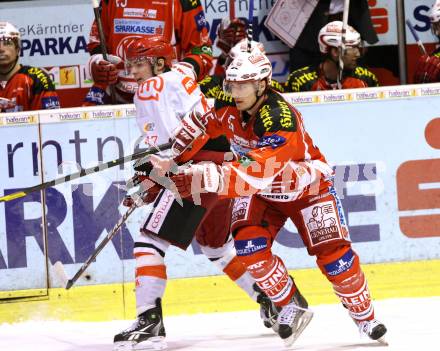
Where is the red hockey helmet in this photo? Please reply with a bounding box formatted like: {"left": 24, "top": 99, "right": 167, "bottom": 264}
{"left": 125, "top": 36, "right": 176, "bottom": 67}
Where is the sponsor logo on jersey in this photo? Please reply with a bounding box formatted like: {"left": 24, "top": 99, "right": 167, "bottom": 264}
{"left": 114, "top": 19, "right": 164, "bottom": 35}
{"left": 28, "top": 67, "right": 51, "bottom": 90}
{"left": 143, "top": 122, "right": 155, "bottom": 132}
{"left": 231, "top": 196, "right": 251, "bottom": 224}
{"left": 276, "top": 100, "right": 294, "bottom": 129}
{"left": 257, "top": 134, "right": 286, "bottom": 149}
{"left": 85, "top": 86, "right": 106, "bottom": 105}
{"left": 259, "top": 104, "right": 273, "bottom": 131}
{"left": 194, "top": 11, "right": 208, "bottom": 31}
{"left": 324, "top": 249, "right": 355, "bottom": 276}
{"left": 302, "top": 201, "right": 342, "bottom": 246}
{"left": 123, "top": 8, "right": 157, "bottom": 18}
{"left": 235, "top": 237, "right": 267, "bottom": 256}
{"left": 181, "top": 76, "right": 198, "bottom": 95}
{"left": 287, "top": 69, "right": 318, "bottom": 92}
{"left": 41, "top": 96, "right": 60, "bottom": 109}
{"left": 230, "top": 139, "right": 253, "bottom": 157}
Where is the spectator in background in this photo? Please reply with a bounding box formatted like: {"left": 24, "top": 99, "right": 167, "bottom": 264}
{"left": 284, "top": 21, "right": 379, "bottom": 92}
{"left": 414, "top": 0, "right": 440, "bottom": 83}
{"left": 83, "top": 0, "right": 213, "bottom": 106}
{"left": 199, "top": 18, "right": 285, "bottom": 98}
{"left": 0, "top": 21, "right": 60, "bottom": 113}
{"left": 288, "top": 0, "right": 378, "bottom": 72}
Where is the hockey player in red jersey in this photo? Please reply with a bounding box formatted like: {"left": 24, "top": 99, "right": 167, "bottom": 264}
{"left": 0, "top": 22, "right": 60, "bottom": 112}
{"left": 112, "top": 36, "right": 299, "bottom": 350}
{"left": 414, "top": 0, "right": 440, "bottom": 83}
{"left": 285, "top": 21, "right": 378, "bottom": 92}
{"left": 157, "top": 48, "right": 388, "bottom": 347}
{"left": 83, "top": 0, "right": 213, "bottom": 106}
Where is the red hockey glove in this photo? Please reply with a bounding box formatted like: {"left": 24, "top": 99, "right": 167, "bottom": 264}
{"left": 123, "top": 176, "right": 162, "bottom": 207}
{"left": 171, "top": 163, "right": 222, "bottom": 198}
{"left": 88, "top": 54, "right": 121, "bottom": 85}
{"left": 414, "top": 55, "right": 440, "bottom": 83}
{"left": 216, "top": 18, "right": 247, "bottom": 55}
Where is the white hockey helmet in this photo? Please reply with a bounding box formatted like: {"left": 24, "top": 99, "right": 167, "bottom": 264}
{"left": 430, "top": 0, "right": 440, "bottom": 23}
{"left": 229, "top": 39, "right": 266, "bottom": 59}
{"left": 225, "top": 50, "right": 272, "bottom": 84}
{"left": 0, "top": 22, "right": 21, "bottom": 48}
{"left": 318, "top": 21, "right": 361, "bottom": 54}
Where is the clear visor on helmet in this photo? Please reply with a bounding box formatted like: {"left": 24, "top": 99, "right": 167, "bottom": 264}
{"left": 223, "top": 80, "right": 259, "bottom": 99}
{"left": 125, "top": 56, "right": 155, "bottom": 71}
{"left": 0, "top": 37, "right": 17, "bottom": 47}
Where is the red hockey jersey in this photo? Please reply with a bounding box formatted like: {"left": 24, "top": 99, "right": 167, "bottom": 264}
{"left": 0, "top": 65, "right": 60, "bottom": 112}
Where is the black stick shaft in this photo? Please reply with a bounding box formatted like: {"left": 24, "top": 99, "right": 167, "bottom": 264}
{"left": 92, "top": 2, "right": 117, "bottom": 103}
{"left": 66, "top": 203, "right": 137, "bottom": 289}
{"left": 0, "top": 141, "right": 172, "bottom": 203}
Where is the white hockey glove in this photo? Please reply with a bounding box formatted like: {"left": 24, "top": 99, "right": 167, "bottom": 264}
{"left": 171, "top": 110, "right": 207, "bottom": 157}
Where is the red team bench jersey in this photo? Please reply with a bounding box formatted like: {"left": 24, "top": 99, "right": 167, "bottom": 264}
{"left": 88, "top": 0, "right": 212, "bottom": 76}
{"left": 0, "top": 65, "right": 60, "bottom": 112}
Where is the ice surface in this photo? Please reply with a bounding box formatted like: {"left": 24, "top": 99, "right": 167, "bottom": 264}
{"left": 1, "top": 297, "right": 438, "bottom": 351}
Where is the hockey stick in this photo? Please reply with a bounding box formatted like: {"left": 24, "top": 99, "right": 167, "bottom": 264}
{"left": 405, "top": 19, "right": 427, "bottom": 55}
{"left": 0, "top": 141, "right": 172, "bottom": 203}
{"left": 337, "top": 0, "right": 351, "bottom": 89}
{"left": 247, "top": 0, "right": 254, "bottom": 52}
{"left": 54, "top": 196, "right": 141, "bottom": 290}
{"left": 91, "top": 0, "right": 117, "bottom": 103}
{"left": 229, "top": 0, "right": 235, "bottom": 20}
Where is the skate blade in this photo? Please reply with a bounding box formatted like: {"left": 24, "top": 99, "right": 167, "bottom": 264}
{"left": 114, "top": 337, "right": 167, "bottom": 351}
{"left": 283, "top": 309, "right": 314, "bottom": 347}
{"left": 376, "top": 336, "right": 389, "bottom": 346}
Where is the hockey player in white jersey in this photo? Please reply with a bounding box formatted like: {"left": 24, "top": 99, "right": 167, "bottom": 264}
{"left": 113, "top": 36, "right": 294, "bottom": 351}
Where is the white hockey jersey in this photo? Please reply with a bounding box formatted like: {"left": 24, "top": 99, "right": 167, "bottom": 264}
{"left": 134, "top": 65, "right": 203, "bottom": 154}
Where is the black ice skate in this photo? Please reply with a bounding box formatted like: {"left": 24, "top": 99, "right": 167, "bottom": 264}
{"left": 254, "top": 283, "right": 281, "bottom": 332}
{"left": 358, "top": 319, "right": 388, "bottom": 345}
{"left": 277, "top": 286, "right": 314, "bottom": 347}
{"left": 114, "top": 298, "right": 166, "bottom": 351}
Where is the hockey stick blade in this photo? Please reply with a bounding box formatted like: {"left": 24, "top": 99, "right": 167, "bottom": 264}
{"left": 0, "top": 141, "right": 172, "bottom": 203}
